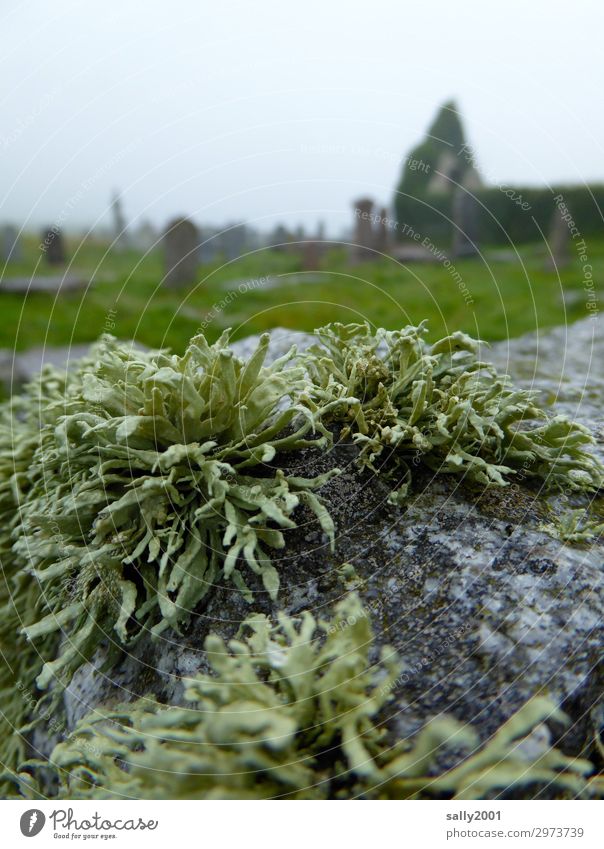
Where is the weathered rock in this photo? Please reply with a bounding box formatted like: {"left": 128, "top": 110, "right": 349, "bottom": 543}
{"left": 0, "top": 341, "right": 137, "bottom": 394}
{"left": 0, "top": 275, "right": 88, "bottom": 294}
{"left": 0, "top": 345, "right": 92, "bottom": 393}
{"left": 40, "top": 317, "right": 604, "bottom": 769}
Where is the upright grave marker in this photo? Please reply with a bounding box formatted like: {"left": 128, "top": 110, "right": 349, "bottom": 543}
{"left": 163, "top": 217, "right": 199, "bottom": 287}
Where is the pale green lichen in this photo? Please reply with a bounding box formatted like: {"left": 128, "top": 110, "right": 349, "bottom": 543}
{"left": 302, "top": 323, "right": 603, "bottom": 502}
{"left": 380, "top": 697, "right": 594, "bottom": 800}
{"left": 539, "top": 507, "right": 604, "bottom": 543}
{"left": 0, "top": 394, "right": 62, "bottom": 795}
{"left": 1, "top": 323, "right": 603, "bottom": 800}
{"left": 14, "top": 595, "right": 596, "bottom": 801}
{"left": 5, "top": 332, "right": 335, "bottom": 692}
{"left": 0, "top": 564, "right": 47, "bottom": 796}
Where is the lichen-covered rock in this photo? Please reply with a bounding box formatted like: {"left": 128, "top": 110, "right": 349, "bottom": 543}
{"left": 45, "top": 603, "right": 592, "bottom": 800}
{"left": 53, "top": 316, "right": 604, "bottom": 776}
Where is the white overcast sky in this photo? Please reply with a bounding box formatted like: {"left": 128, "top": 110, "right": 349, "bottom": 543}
{"left": 1, "top": 0, "right": 603, "bottom": 235}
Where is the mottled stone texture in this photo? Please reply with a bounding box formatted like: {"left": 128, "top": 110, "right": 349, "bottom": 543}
{"left": 54, "top": 317, "right": 603, "bottom": 767}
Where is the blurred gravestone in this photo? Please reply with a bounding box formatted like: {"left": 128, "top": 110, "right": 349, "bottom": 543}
{"left": 162, "top": 217, "right": 199, "bottom": 287}
{"left": 269, "top": 224, "right": 291, "bottom": 253}
{"left": 1, "top": 225, "right": 21, "bottom": 263}
{"left": 352, "top": 198, "right": 375, "bottom": 263}
{"left": 132, "top": 219, "right": 158, "bottom": 253}
{"left": 111, "top": 191, "right": 129, "bottom": 253}
{"left": 545, "top": 204, "right": 570, "bottom": 270}
{"left": 301, "top": 239, "right": 320, "bottom": 271}
{"left": 198, "top": 227, "right": 219, "bottom": 265}
{"left": 41, "top": 227, "right": 66, "bottom": 265}
{"left": 372, "top": 206, "right": 390, "bottom": 254}
{"left": 452, "top": 188, "right": 479, "bottom": 258}
{"left": 221, "top": 223, "right": 247, "bottom": 261}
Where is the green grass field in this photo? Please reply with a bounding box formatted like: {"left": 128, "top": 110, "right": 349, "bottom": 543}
{"left": 1, "top": 234, "right": 601, "bottom": 355}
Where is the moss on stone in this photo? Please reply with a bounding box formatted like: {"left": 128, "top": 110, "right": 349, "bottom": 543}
{"left": 1, "top": 322, "right": 602, "bottom": 799}
{"left": 302, "top": 322, "right": 602, "bottom": 501}
{"left": 13, "top": 595, "right": 597, "bottom": 801}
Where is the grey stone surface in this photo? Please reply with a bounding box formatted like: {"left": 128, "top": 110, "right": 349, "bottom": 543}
{"left": 1, "top": 275, "right": 87, "bottom": 294}
{"left": 481, "top": 316, "right": 604, "bottom": 435}
{"left": 0, "top": 345, "right": 92, "bottom": 393}
{"left": 27, "top": 316, "right": 604, "bottom": 768}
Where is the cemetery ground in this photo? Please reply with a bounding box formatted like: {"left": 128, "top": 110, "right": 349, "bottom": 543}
{"left": 1, "top": 233, "right": 602, "bottom": 359}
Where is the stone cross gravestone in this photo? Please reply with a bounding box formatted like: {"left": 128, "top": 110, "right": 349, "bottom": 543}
{"left": 162, "top": 217, "right": 199, "bottom": 287}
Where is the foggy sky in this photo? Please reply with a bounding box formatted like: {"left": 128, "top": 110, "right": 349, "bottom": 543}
{"left": 1, "top": 0, "right": 603, "bottom": 235}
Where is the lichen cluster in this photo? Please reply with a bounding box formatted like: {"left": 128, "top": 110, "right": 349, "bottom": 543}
{"left": 6, "top": 333, "right": 336, "bottom": 693}
{"left": 0, "top": 322, "right": 602, "bottom": 800}
{"left": 13, "top": 595, "right": 596, "bottom": 801}
{"left": 0, "top": 394, "right": 62, "bottom": 797}
{"left": 540, "top": 507, "right": 604, "bottom": 543}
{"left": 303, "top": 323, "right": 602, "bottom": 502}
